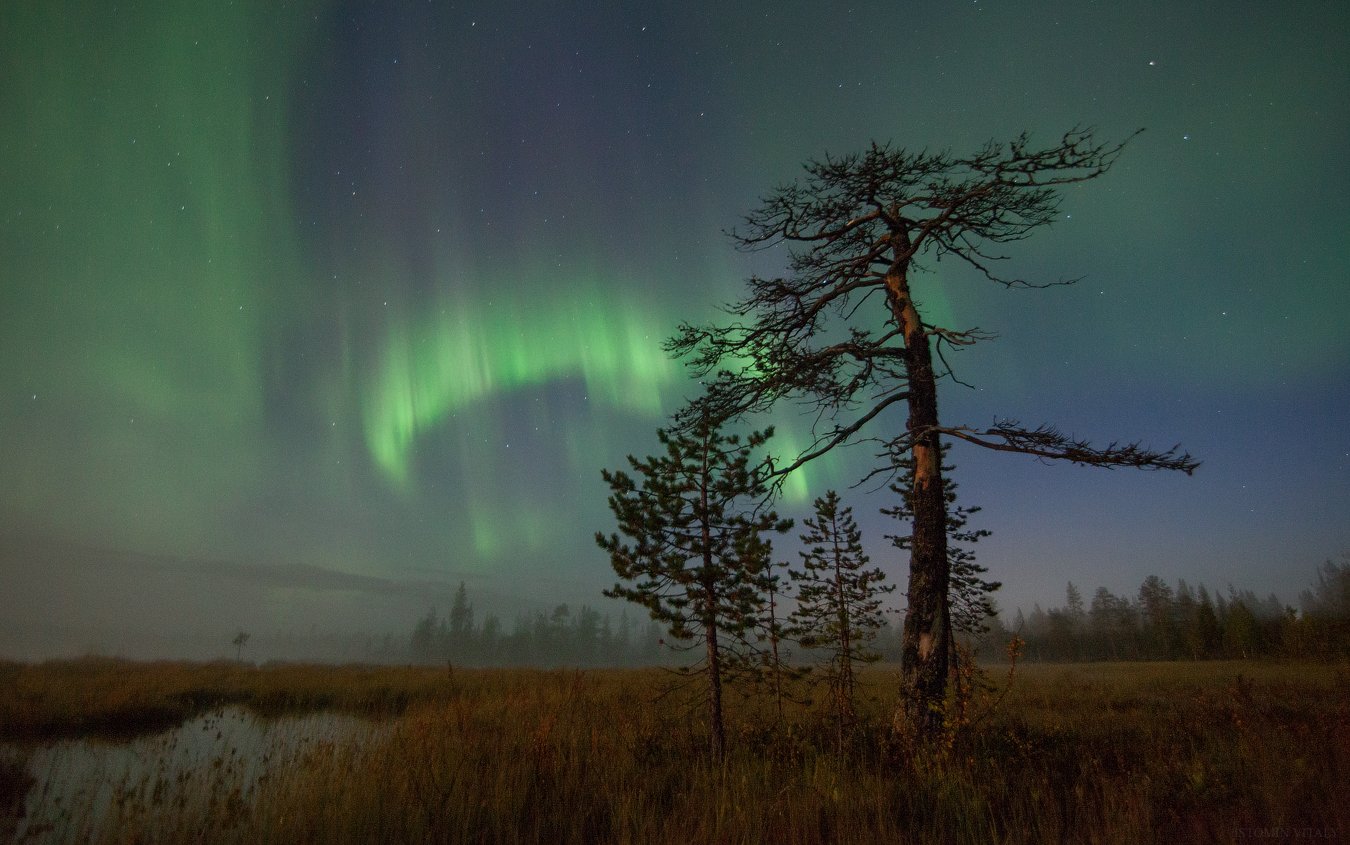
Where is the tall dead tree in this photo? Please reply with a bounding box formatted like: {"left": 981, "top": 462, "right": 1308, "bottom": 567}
{"left": 668, "top": 128, "right": 1198, "bottom": 738}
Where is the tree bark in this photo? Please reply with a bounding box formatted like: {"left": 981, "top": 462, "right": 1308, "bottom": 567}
{"left": 768, "top": 577, "right": 784, "bottom": 724}
{"left": 704, "top": 609, "right": 726, "bottom": 761}
{"left": 888, "top": 264, "right": 951, "bottom": 738}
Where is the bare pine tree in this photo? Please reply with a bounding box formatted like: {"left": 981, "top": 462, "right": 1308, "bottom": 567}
{"left": 668, "top": 128, "right": 1197, "bottom": 737}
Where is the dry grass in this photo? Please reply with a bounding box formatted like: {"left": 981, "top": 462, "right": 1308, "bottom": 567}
{"left": 2, "top": 659, "right": 1346, "bottom": 843}
{"left": 0, "top": 658, "right": 449, "bottom": 741}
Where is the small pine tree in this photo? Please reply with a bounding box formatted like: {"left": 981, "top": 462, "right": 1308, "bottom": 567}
{"left": 1064, "top": 582, "right": 1087, "bottom": 660}
{"left": 757, "top": 552, "right": 795, "bottom": 724}
{"left": 789, "top": 490, "right": 893, "bottom": 747}
{"left": 449, "top": 582, "right": 474, "bottom": 639}
{"left": 597, "top": 415, "right": 791, "bottom": 760}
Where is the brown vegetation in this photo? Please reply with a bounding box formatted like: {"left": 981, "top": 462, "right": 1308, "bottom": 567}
{"left": 1, "top": 659, "right": 1346, "bottom": 843}
{"left": 0, "top": 659, "right": 444, "bottom": 742}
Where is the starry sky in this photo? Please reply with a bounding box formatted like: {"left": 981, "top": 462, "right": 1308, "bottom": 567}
{"left": 2, "top": 0, "right": 1347, "bottom": 659}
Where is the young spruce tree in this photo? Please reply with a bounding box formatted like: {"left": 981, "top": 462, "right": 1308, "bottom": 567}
{"left": 757, "top": 551, "right": 796, "bottom": 725}
{"left": 789, "top": 490, "right": 892, "bottom": 747}
{"left": 597, "top": 415, "right": 791, "bottom": 761}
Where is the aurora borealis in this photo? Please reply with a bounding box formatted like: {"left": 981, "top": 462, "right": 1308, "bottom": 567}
{"left": 2, "top": 1, "right": 1347, "bottom": 658}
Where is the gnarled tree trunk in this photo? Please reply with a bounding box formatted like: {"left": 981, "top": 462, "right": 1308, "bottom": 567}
{"left": 889, "top": 264, "right": 951, "bottom": 738}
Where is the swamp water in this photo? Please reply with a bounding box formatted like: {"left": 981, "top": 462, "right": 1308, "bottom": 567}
{"left": 1, "top": 707, "right": 383, "bottom": 842}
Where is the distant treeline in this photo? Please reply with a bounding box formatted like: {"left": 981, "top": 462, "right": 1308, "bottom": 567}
{"left": 409, "top": 583, "right": 669, "bottom": 667}
{"left": 409, "top": 558, "right": 1350, "bottom": 667}
{"left": 984, "top": 558, "right": 1350, "bottom": 662}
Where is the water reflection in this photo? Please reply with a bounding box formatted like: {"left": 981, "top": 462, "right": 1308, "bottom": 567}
{"left": 2, "top": 707, "right": 379, "bottom": 842}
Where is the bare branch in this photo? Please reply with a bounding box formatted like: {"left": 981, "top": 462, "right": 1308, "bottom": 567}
{"left": 765, "top": 390, "right": 910, "bottom": 486}
{"left": 938, "top": 420, "right": 1200, "bottom": 474}
{"left": 667, "top": 128, "right": 1190, "bottom": 491}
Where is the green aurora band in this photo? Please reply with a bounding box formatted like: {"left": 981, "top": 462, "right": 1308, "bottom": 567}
{"left": 358, "top": 280, "right": 824, "bottom": 545}
{"left": 1, "top": 1, "right": 837, "bottom": 565}
{"left": 0, "top": 2, "right": 315, "bottom": 553}
{"left": 5, "top": 0, "right": 1343, "bottom": 596}
{"left": 361, "top": 286, "right": 679, "bottom": 486}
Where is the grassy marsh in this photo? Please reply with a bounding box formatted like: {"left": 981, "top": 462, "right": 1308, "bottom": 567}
{"left": 1, "top": 659, "right": 1346, "bottom": 843}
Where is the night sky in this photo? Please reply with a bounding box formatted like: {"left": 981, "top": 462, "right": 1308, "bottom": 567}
{"left": 2, "top": 0, "right": 1347, "bottom": 659}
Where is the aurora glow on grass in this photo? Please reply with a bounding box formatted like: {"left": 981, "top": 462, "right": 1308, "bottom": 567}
{"left": 1, "top": 0, "right": 1346, "bottom": 656}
